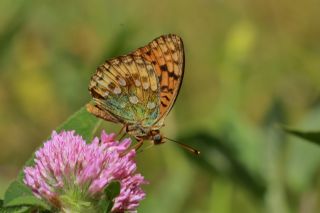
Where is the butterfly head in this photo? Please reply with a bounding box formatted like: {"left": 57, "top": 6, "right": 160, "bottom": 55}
{"left": 150, "top": 130, "right": 164, "bottom": 145}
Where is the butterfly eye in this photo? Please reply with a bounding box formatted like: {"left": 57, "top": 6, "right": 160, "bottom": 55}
{"left": 153, "top": 134, "right": 162, "bottom": 145}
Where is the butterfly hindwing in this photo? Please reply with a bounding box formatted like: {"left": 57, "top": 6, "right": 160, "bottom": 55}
{"left": 89, "top": 54, "right": 161, "bottom": 126}
{"left": 86, "top": 103, "right": 119, "bottom": 123}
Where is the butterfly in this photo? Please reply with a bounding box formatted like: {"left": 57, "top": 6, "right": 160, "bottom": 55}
{"left": 87, "top": 34, "right": 199, "bottom": 154}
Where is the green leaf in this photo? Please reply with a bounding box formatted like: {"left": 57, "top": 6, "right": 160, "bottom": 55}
{"left": 3, "top": 181, "right": 50, "bottom": 210}
{"left": 283, "top": 126, "right": 320, "bottom": 146}
{"left": 4, "top": 181, "right": 32, "bottom": 205}
{"left": 0, "top": 205, "right": 31, "bottom": 213}
{"left": 98, "top": 182, "right": 121, "bottom": 213}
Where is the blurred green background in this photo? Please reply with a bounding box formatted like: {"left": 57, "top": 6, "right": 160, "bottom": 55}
{"left": 1, "top": 0, "right": 320, "bottom": 212}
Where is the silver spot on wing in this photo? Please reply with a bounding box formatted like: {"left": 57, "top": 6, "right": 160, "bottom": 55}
{"left": 134, "top": 80, "right": 141, "bottom": 87}
{"left": 142, "top": 82, "right": 150, "bottom": 90}
{"left": 113, "top": 87, "right": 121, "bottom": 94}
{"left": 147, "top": 101, "right": 156, "bottom": 109}
{"left": 119, "top": 78, "right": 126, "bottom": 86}
{"left": 129, "top": 96, "right": 139, "bottom": 104}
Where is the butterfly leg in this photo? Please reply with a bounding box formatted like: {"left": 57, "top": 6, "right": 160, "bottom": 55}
{"left": 118, "top": 133, "right": 127, "bottom": 141}
{"left": 117, "top": 125, "right": 126, "bottom": 135}
{"left": 117, "top": 125, "right": 127, "bottom": 140}
{"left": 132, "top": 137, "right": 144, "bottom": 151}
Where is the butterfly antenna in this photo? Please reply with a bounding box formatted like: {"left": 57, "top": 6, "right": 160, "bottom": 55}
{"left": 163, "top": 137, "right": 200, "bottom": 155}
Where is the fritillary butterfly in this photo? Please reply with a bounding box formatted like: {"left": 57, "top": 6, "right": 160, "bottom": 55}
{"left": 87, "top": 34, "right": 199, "bottom": 154}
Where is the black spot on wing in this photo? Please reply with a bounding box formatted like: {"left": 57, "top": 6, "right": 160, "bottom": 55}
{"left": 161, "top": 85, "right": 174, "bottom": 93}
{"left": 168, "top": 72, "right": 179, "bottom": 80}
{"left": 161, "top": 101, "right": 168, "bottom": 107}
{"left": 160, "top": 64, "right": 168, "bottom": 71}
{"left": 162, "top": 95, "right": 170, "bottom": 101}
{"left": 90, "top": 89, "right": 104, "bottom": 99}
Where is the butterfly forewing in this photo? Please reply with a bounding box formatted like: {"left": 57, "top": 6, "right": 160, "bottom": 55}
{"left": 135, "top": 34, "right": 184, "bottom": 125}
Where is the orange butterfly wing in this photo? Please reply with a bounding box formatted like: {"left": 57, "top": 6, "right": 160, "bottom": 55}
{"left": 134, "top": 34, "right": 185, "bottom": 125}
